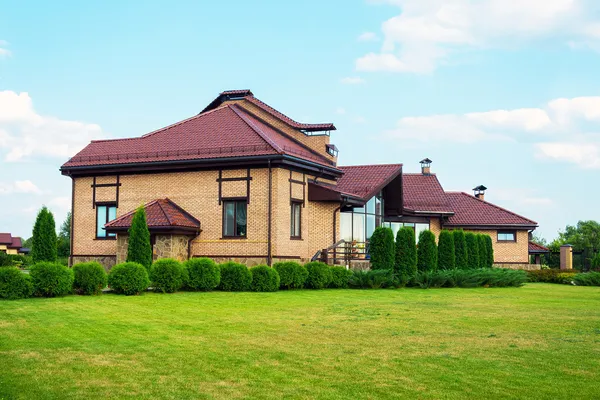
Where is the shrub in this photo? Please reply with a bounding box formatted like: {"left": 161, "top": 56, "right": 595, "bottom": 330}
{"left": 184, "top": 258, "right": 220, "bottom": 291}
{"left": 573, "top": 272, "right": 600, "bottom": 286}
{"left": 369, "top": 227, "right": 395, "bottom": 270}
{"left": 73, "top": 262, "right": 107, "bottom": 295}
{"left": 273, "top": 261, "right": 308, "bottom": 289}
{"left": 417, "top": 230, "right": 437, "bottom": 272}
{"left": 348, "top": 269, "right": 395, "bottom": 289}
{"left": 527, "top": 269, "right": 577, "bottom": 284}
{"left": 465, "top": 233, "right": 480, "bottom": 269}
{"left": 330, "top": 266, "right": 352, "bottom": 288}
{"left": 452, "top": 230, "right": 468, "bottom": 269}
{"left": 485, "top": 235, "right": 494, "bottom": 268}
{"left": 29, "top": 262, "right": 74, "bottom": 297}
{"left": 127, "top": 206, "right": 152, "bottom": 271}
{"left": 31, "top": 206, "right": 58, "bottom": 263}
{"left": 0, "top": 267, "right": 34, "bottom": 300}
{"left": 304, "top": 261, "right": 333, "bottom": 289}
{"left": 437, "top": 230, "right": 456, "bottom": 270}
{"left": 150, "top": 258, "right": 186, "bottom": 293}
{"left": 108, "top": 262, "right": 150, "bottom": 295}
{"left": 219, "top": 262, "right": 252, "bottom": 291}
{"left": 477, "top": 235, "right": 488, "bottom": 268}
{"left": 395, "top": 227, "right": 417, "bottom": 278}
{"left": 409, "top": 268, "right": 527, "bottom": 289}
{"left": 250, "top": 265, "right": 280, "bottom": 292}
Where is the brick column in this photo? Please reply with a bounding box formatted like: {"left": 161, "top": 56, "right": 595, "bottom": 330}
{"left": 560, "top": 245, "right": 573, "bottom": 270}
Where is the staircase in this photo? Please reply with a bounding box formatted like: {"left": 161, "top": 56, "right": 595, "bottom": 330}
{"left": 312, "top": 240, "right": 370, "bottom": 266}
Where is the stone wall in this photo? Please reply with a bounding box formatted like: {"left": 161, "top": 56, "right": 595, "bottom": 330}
{"left": 496, "top": 263, "right": 541, "bottom": 271}
{"left": 71, "top": 255, "right": 117, "bottom": 271}
{"left": 154, "top": 235, "right": 189, "bottom": 261}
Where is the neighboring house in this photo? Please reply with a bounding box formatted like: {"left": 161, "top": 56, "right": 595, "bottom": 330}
{"left": 0, "top": 233, "right": 28, "bottom": 255}
{"left": 61, "top": 89, "right": 540, "bottom": 269}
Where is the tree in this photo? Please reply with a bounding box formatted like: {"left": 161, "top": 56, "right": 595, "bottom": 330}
{"left": 417, "top": 230, "right": 437, "bottom": 272}
{"left": 437, "top": 230, "right": 456, "bottom": 270}
{"left": 453, "top": 230, "right": 468, "bottom": 269}
{"left": 31, "top": 206, "right": 58, "bottom": 263}
{"left": 557, "top": 220, "right": 600, "bottom": 253}
{"left": 57, "top": 212, "right": 71, "bottom": 258}
{"left": 485, "top": 235, "right": 494, "bottom": 268}
{"left": 369, "top": 227, "right": 395, "bottom": 270}
{"left": 395, "top": 227, "right": 417, "bottom": 277}
{"left": 127, "top": 206, "right": 152, "bottom": 271}
{"left": 477, "top": 235, "right": 488, "bottom": 268}
{"left": 465, "top": 232, "right": 479, "bottom": 269}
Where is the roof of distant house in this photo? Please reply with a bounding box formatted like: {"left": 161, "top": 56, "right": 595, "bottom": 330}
{"left": 529, "top": 241, "right": 550, "bottom": 253}
{"left": 0, "top": 233, "right": 24, "bottom": 249}
{"left": 104, "top": 199, "right": 200, "bottom": 232}
{"left": 402, "top": 173, "right": 453, "bottom": 214}
{"left": 445, "top": 192, "right": 537, "bottom": 228}
{"left": 336, "top": 164, "right": 403, "bottom": 200}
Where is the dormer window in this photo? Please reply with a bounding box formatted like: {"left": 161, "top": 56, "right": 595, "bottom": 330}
{"left": 326, "top": 144, "right": 339, "bottom": 157}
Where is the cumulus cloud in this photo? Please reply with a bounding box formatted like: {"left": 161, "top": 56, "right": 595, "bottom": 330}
{"left": 0, "top": 91, "right": 105, "bottom": 162}
{"left": 358, "top": 32, "right": 378, "bottom": 42}
{"left": 358, "top": 0, "right": 600, "bottom": 73}
{"left": 535, "top": 142, "right": 600, "bottom": 168}
{"left": 0, "top": 180, "right": 42, "bottom": 195}
{"left": 340, "top": 76, "right": 366, "bottom": 85}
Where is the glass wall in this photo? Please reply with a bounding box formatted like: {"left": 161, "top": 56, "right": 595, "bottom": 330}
{"left": 340, "top": 193, "right": 384, "bottom": 243}
{"left": 382, "top": 222, "right": 430, "bottom": 242}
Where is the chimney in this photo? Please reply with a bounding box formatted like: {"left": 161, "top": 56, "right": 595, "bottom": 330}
{"left": 420, "top": 158, "right": 432, "bottom": 175}
{"left": 473, "top": 185, "right": 487, "bottom": 201}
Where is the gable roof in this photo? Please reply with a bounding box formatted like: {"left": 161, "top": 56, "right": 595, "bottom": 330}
{"left": 0, "top": 233, "right": 12, "bottom": 245}
{"left": 104, "top": 199, "right": 200, "bottom": 232}
{"left": 10, "top": 237, "right": 22, "bottom": 249}
{"left": 336, "top": 164, "right": 403, "bottom": 200}
{"left": 445, "top": 192, "right": 537, "bottom": 228}
{"left": 0, "top": 233, "right": 24, "bottom": 249}
{"left": 529, "top": 241, "right": 550, "bottom": 253}
{"left": 62, "top": 103, "right": 338, "bottom": 171}
{"left": 402, "top": 173, "right": 453, "bottom": 214}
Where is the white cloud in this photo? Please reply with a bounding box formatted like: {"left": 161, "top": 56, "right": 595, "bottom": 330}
{"left": 49, "top": 196, "right": 71, "bottom": 211}
{"left": 0, "top": 40, "right": 9, "bottom": 57}
{"left": 358, "top": 32, "right": 378, "bottom": 42}
{"left": 340, "top": 76, "right": 366, "bottom": 85}
{"left": 535, "top": 142, "right": 600, "bottom": 168}
{"left": 0, "top": 91, "right": 105, "bottom": 162}
{"left": 0, "top": 180, "right": 42, "bottom": 195}
{"left": 358, "top": 0, "right": 600, "bottom": 73}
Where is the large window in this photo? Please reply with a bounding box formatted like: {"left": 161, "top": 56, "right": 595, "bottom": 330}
{"left": 497, "top": 230, "right": 516, "bottom": 242}
{"left": 291, "top": 202, "right": 302, "bottom": 238}
{"left": 223, "top": 200, "right": 247, "bottom": 237}
{"left": 96, "top": 203, "right": 117, "bottom": 239}
{"left": 383, "top": 222, "right": 429, "bottom": 242}
{"left": 340, "top": 192, "right": 384, "bottom": 243}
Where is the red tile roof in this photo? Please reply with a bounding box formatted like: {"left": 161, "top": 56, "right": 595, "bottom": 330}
{"left": 529, "top": 241, "right": 550, "bottom": 253}
{"left": 0, "top": 233, "right": 23, "bottom": 249}
{"left": 105, "top": 199, "right": 200, "bottom": 231}
{"left": 0, "top": 233, "right": 12, "bottom": 245}
{"left": 10, "top": 237, "right": 22, "bottom": 249}
{"left": 335, "top": 164, "right": 403, "bottom": 200}
{"left": 402, "top": 173, "right": 453, "bottom": 213}
{"left": 445, "top": 192, "right": 537, "bottom": 227}
{"left": 62, "top": 104, "right": 336, "bottom": 170}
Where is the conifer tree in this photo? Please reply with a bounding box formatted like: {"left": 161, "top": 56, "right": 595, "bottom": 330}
{"left": 465, "top": 232, "right": 480, "bottom": 269}
{"left": 417, "top": 230, "right": 437, "bottom": 272}
{"left": 477, "top": 235, "right": 488, "bottom": 268}
{"left": 452, "top": 230, "right": 468, "bottom": 269}
{"left": 370, "top": 227, "right": 395, "bottom": 270}
{"left": 127, "top": 206, "right": 152, "bottom": 271}
{"left": 31, "top": 206, "right": 58, "bottom": 263}
{"left": 485, "top": 235, "right": 494, "bottom": 268}
{"left": 395, "top": 227, "right": 417, "bottom": 277}
{"left": 437, "top": 230, "right": 456, "bottom": 270}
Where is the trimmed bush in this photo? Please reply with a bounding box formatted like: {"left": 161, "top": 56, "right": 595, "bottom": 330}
{"left": 273, "top": 261, "right": 308, "bottom": 289}
{"left": 219, "top": 262, "right": 252, "bottom": 291}
{"left": 0, "top": 267, "right": 34, "bottom": 300}
{"left": 395, "top": 227, "right": 417, "bottom": 278}
{"left": 108, "top": 262, "right": 150, "bottom": 295}
{"left": 127, "top": 206, "right": 152, "bottom": 271}
{"left": 185, "top": 258, "right": 220, "bottom": 291}
{"left": 477, "top": 235, "right": 488, "bottom": 268}
{"left": 410, "top": 268, "right": 527, "bottom": 289}
{"left": 73, "top": 262, "right": 107, "bottom": 295}
{"left": 304, "top": 261, "right": 333, "bottom": 289}
{"left": 417, "top": 230, "right": 437, "bottom": 272}
{"left": 453, "top": 230, "right": 468, "bottom": 269}
{"left": 330, "top": 266, "right": 352, "bottom": 288}
{"left": 465, "top": 233, "right": 480, "bottom": 269}
{"left": 485, "top": 235, "right": 494, "bottom": 268}
{"left": 150, "top": 258, "right": 185, "bottom": 293}
{"left": 437, "top": 230, "right": 456, "bottom": 270}
{"left": 573, "top": 272, "right": 600, "bottom": 286}
{"left": 369, "top": 227, "right": 395, "bottom": 270}
{"left": 29, "top": 262, "right": 74, "bottom": 297}
{"left": 31, "top": 207, "right": 58, "bottom": 263}
{"left": 250, "top": 265, "right": 280, "bottom": 292}
{"left": 527, "top": 269, "right": 577, "bottom": 284}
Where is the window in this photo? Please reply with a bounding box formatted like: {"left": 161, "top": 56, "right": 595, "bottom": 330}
{"left": 291, "top": 202, "right": 302, "bottom": 238}
{"left": 96, "top": 203, "right": 117, "bottom": 239}
{"left": 498, "top": 230, "right": 516, "bottom": 242}
{"left": 223, "top": 200, "right": 247, "bottom": 237}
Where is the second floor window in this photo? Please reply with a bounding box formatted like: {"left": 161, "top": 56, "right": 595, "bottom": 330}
{"left": 223, "top": 200, "right": 247, "bottom": 237}
{"left": 96, "top": 203, "right": 117, "bottom": 239}
{"left": 291, "top": 202, "right": 302, "bottom": 238}
{"left": 497, "top": 230, "right": 516, "bottom": 242}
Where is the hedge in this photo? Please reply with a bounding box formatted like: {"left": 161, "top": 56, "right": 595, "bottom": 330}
{"left": 0, "top": 267, "right": 33, "bottom": 300}
{"left": 573, "top": 272, "right": 600, "bottom": 286}
{"left": 150, "top": 259, "right": 186, "bottom": 293}
{"left": 369, "top": 227, "right": 395, "bottom": 270}
{"left": 417, "top": 230, "right": 437, "bottom": 272}
{"left": 108, "top": 262, "right": 150, "bottom": 295}
{"left": 527, "top": 269, "right": 578, "bottom": 284}
{"left": 330, "top": 266, "right": 352, "bottom": 288}
{"left": 219, "top": 262, "right": 252, "bottom": 291}
{"left": 395, "top": 227, "right": 417, "bottom": 278}
{"left": 184, "top": 258, "right": 220, "bottom": 291}
{"left": 410, "top": 268, "right": 527, "bottom": 289}
{"left": 30, "top": 262, "right": 74, "bottom": 297}
{"left": 73, "top": 262, "right": 107, "bottom": 295}
{"left": 453, "top": 230, "right": 468, "bottom": 269}
{"left": 273, "top": 261, "right": 308, "bottom": 289}
{"left": 250, "top": 265, "right": 280, "bottom": 292}
{"left": 437, "top": 230, "right": 455, "bottom": 270}
{"left": 304, "top": 261, "right": 333, "bottom": 289}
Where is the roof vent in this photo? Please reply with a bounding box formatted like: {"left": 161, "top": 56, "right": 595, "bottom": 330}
{"left": 420, "top": 158, "right": 432, "bottom": 175}
{"left": 473, "top": 185, "right": 487, "bottom": 201}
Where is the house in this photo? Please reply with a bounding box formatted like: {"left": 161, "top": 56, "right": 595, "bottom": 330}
{"left": 0, "top": 233, "right": 28, "bottom": 255}
{"left": 61, "top": 89, "right": 539, "bottom": 270}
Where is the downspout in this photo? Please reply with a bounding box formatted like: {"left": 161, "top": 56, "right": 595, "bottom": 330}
{"left": 187, "top": 229, "right": 201, "bottom": 260}
{"left": 267, "top": 160, "right": 272, "bottom": 266}
{"left": 69, "top": 175, "right": 75, "bottom": 267}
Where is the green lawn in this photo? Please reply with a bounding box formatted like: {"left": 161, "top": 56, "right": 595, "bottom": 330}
{"left": 1, "top": 284, "right": 599, "bottom": 399}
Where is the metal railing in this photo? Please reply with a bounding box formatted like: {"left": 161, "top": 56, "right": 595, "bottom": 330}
{"left": 312, "top": 240, "right": 369, "bottom": 265}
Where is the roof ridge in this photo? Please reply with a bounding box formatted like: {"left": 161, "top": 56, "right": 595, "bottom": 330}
{"left": 339, "top": 163, "right": 403, "bottom": 168}
{"left": 229, "top": 105, "right": 283, "bottom": 154}
{"left": 403, "top": 172, "right": 437, "bottom": 176}
{"left": 105, "top": 199, "right": 160, "bottom": 227}
{"left": 245, "top": 96, "right": 335, "bottom": 130}
{"left": 158, "top": 199, "right": 173, "bottom": 226}
{"left": 449, "top": 192, "right": 538, "bottom": 225}
{"left": 141, "top": 105, "right": 230, "bottom": 139}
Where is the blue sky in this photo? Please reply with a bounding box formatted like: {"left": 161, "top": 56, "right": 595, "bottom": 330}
{"left": 2, "top": 0, "right": 600, "bottom": 241}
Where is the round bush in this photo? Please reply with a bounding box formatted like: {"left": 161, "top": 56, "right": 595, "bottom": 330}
{"left": 0, "top": 267, "right": 34, "bottom": 300}
{"left": 329, "top": 266, "right": 351, "bottom": 288}
{"left": 185, "top": 258, "right": 220, "bottom": 291}
{"left": 29, "top": 262, "right": 74, "bottom": 297}
{"left": 219, "top": 262, "right": 252, "bottom": 291}
{"left": 150, "top": 258, "right": 185, "bottom": 293}
{"left": 250, "top": 265, "right": 280, "bottom": 292}
{"left": 273, "top": 261, "right": 308, "bottom": 289}
{"left": 73, "top": 262, "right": 107, "bottom": 295}
{"left": 304, "top": 261, "right": 333, "bottom": 289}
{"left": 108, "top": 262, "right": 150, "bottom": 295}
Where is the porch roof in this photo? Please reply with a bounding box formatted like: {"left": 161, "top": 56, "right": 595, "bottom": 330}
{"left": 529, "top": 241, "right": 550, "bottom": 254}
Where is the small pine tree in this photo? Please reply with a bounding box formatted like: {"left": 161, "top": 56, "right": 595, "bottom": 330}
{"left": 437, "top": 230, "right": 456, "bottom": 270}
{"left": 417, "top": 230, "right": 437, "bottom": 272}
{"left": 395, "top": 227, "right": 417, "bottom": 277}
{"left": 31, "top": 207, "right": 58, "bottom": 263}
{"left": 485, "top": 235, "right": 494, "bottom": 268}
{"left": 127, "top": 206, "right": 152, "bottom": 271}
{"left": 369, "top": 227, "right": 395, "bottom": 270}
{"left": 477, "top": 235, "right": 488, "bottom": 268}
{"left": 465, "top": 232, "right": 479, "bottom": 269}
{"left": 453, "top": 230, "right": 468, "bottom": 269}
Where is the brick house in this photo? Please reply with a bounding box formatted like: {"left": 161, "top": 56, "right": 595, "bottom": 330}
{"left": 0, "top": 233, "right": 28, "bottom": 255}
{"left": 61, "top": 90, "right": 539, "bottom": 270}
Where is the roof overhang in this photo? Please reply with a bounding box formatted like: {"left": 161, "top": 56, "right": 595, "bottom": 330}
{"left": 443, "top": 224, "right": 538, "bottom": 230}
{"left": 105, "top": 226, "right": 200, "bottom": 236}
{"left": 308, "top": 182, "right": 364, "bottom": 206}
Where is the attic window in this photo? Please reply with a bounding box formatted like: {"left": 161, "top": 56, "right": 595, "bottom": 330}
{"left": 326, "top": 144, "right": 339, "bottom": 157}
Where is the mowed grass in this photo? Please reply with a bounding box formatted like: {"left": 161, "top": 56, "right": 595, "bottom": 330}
{"left": 1, "top": 284, "right": 600, "bottom": 400}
